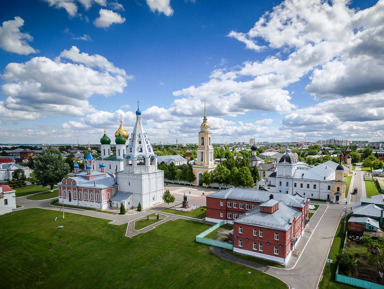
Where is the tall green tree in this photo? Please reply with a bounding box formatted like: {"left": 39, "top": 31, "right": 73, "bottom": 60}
{"left": 162, "top": 190, "right": 175, "bottom": 206}
{"left": 213, "top": 164, "right": 230, "bottom": 186}
{"left": 65, "top": 154, "right": 75, "bottom": 171}
{"left": 363, "top": 147, "right": 373, "bottom": 159}
{"left": 237, "top": 166, "right": 254, "bottom": 188}
{"left": 201, "top": 171, "right": 213, "bottom": 186}
{"left": 250, "top": 165, "right": 260, "bottom": 183}
{"left": 33, "top": 147, "right": 70, "bottom": 190}
{"left": 12, "top": 169, "right": 26, "bottom": 186}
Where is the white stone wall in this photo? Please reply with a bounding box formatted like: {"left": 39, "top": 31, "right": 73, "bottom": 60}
{"left": 0, "top": 191, "right": 16, "bottom": 215}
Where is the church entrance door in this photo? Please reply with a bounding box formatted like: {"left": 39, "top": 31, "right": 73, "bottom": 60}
{"left": 69, "top": 192, "right": 72, "bottom": 202}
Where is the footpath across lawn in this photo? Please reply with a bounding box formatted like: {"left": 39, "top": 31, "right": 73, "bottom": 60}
{"left": 0, "top": 209, "right": 286, "bottom": 289}
{"left": 27, "top": 190, "right": 58, "bottom": 200}
{"left": 15, "top": 185, "right": 52, "bottom": 197}
{"left": 162, "top": 206, "right": 206, "bottom": 219}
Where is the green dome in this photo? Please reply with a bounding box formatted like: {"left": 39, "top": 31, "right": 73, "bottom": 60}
{"left": 115, "top": 133, "right": 126, "bottom": 145}
{"left": 100, "top": 133, "right": 111, "bottom": 145}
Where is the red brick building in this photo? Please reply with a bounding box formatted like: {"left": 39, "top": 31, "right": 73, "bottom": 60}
{"left": 206, "top": 188, "right": 308, "bottom": 265}
{"left": 206, "top": 188, "right": 309, "bottom": 223}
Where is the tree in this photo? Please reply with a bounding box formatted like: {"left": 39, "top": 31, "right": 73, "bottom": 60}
{"left": 362, "top": 155, "right": 377, "bottom": 170}
{"left": 349, "top": 151, "right": 361, "bottom": 164}
{"left": 363, "top": 147, "right": 373, "bottom": 159}
{"left": 137, "top": 202, "right": 142, "bottom": 212}
{"left": 12, "top": 169, "right": 26, "bottom": 187}
{"left": 201, "top": 171, "right": 213, "bottom": 186}
{"left": 213, "top": 164, "right": 230, "bottom": 187}
{"left": 162, "top": 189, "right": 175, "bottom": 206}
{"left": 237, "top": 166, "right": 254, "bottom": 188}
{"left": 166, "top": 162, "right": 177, "bottom": 180}
{"left": 65, "top": 154, "right": 75, "bottom": 171}
{"left": 33, "top": 147, "right": 70, "bottom": 190}
{"left": 250, "top": 165, "right": 260, "bottom": 183}
{"left": 120, "top": 203, "right": 126, "bottom": 214}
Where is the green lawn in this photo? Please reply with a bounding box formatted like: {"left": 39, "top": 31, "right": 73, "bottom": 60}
{"left": 319, "top": 216, "right": 356, "bottom": 289}
{"left": 27, "top": 190, "right": 59, "bottom": 200}
{"left": 361, "top": 167, "right": 372, "bottom": 171}
{"left": 134, "top": 214, "right": 165, "bottom": 230}
{"left": 345, "top": 176, "right": 351, "bottom": 197}
{"left": 15, "top": 185, "right": 52, "bottom": 197}
{"left": 0, "top": 209, "right": 286, "bottom": 289}
{"left": 162, "top": 206, "right": 206, "bottom": 219}
{"left": 365, "top": 180, "right": 381, "bottom": 198}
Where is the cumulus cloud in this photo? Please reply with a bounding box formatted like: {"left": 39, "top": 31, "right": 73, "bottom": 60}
{"left": 43, "top": 0, "right": 107, "bottom": 16}
{"left": 0, "top": 46, "right": 131, "bottom": 120}
{"left": 0, "top": 17, "right": 37, "bottom": 55}
{"left": 282, "top": 92, "right": 384, "bottom": 141}
{"left": 146, "top": 0, "right": 173, "bottom": 16}
{"left": 93, "top": 9, "right": 126, "bottom": 28}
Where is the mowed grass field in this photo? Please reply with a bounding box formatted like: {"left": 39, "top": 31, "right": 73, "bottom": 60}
{"left": 0, "top": 209, "right": 286, "bottom": 289}
{"left": 15, "top": 185, "right": 52, "bottom": 197}
{"left": 365, "top": 180, "right": 380, "bottom": 198}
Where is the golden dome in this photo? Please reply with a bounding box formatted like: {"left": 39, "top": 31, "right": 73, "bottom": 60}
{"left": 201, "top": 122, "right": 210, "bottom": 128}
{"left": 115, "top": 120, "right": 129, "bottom": 140}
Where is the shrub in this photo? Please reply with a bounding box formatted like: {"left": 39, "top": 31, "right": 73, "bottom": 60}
{"left": 137, "top": 202, "right": 142, "bottom": 212}
{"left": 120, "top": 203, "right": 126, "bottom": 215}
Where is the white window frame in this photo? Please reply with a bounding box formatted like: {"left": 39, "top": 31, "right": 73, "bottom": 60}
{"left": 227, "top": 201, "right": 232, "bottom": 208}
{"left": 253, "top": 229, "right": 257, "bottom": 237}
{"left": 259, "top": 230, "right": 264, "bottom": 237}
{"left": 220, "top": 201, "right": 223, "bottom": 206}
{"left": 234, "top": 213, "right": 238, "bottom": 219}
{"left": 259, "top": 244, "right": 263, "bottom": 252}
{"left": 233, "top": 202, "right": 238, "bottom": 209}
{"left": 246, "top": 203, "right": 250, "bottom": 210}
{"left": 239, "top": 203, "right": 244, "bottom": 209}
{"left": 220, "top": 212, "right": 223, "bottom": 218}
{"left": 239, "top": 226, "right": 243, "bottom": 234}
{"left": 238, "top": 240, "right": 242, "bottom": 247}
{"left": 253, "top": 243, "right": 257, "bottom": 251}
{"left": 274, "top": 247, "right": 279, "bottom": 255}
{"left": 274, "top": 233, "right": 279, "bottom": 240}
{"left": 227, "top": 212, "right": 232, "bottom": 219}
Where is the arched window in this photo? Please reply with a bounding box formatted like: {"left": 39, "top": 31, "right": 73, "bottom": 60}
{"left": 79, "top": 192, "right": 82, "bottom": 200}
{"left": 96, "top": 193, "right": 99, "bottom": 202}
{"left": 269, "top": 194, "right": 274, "bottom": 200}
{"left": 73, "top": 192, "right": 77, "bottom": 199}
{"left": 150, "top": 156, "right": 156, "bottom": 166}
{"left": 201, "top": 137, "right": 204, "bottom": 145}
{"left": 84, "top": 193, "right": 88, "bottom": 200}
{"left": 63, "top": 190, "right": 66, "bottom": 198}
{"left": 126, "top": 156, "right": 133, "bottom": 166}
{"left": 90, "top": 193, "right": 94, "bottom": 201}
{"left": 209, "top": 137, "right": 211, "bottom": 145}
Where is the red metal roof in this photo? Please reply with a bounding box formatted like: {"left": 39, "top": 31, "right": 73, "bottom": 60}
{"left": 0, "top": 158, "right": 13, "bottom": 163}
{"left": 0, "top": 184, "right": 15, "bottom": 192}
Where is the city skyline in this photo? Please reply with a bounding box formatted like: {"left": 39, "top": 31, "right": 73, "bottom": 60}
{"left": 0, "top": 0, "right": 383, "bottom": 144}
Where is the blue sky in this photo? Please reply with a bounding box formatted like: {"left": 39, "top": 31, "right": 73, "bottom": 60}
{"left": 0, "top": 0, "right": 383, "bottom": 144}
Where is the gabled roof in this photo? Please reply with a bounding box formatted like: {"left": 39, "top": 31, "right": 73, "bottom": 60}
{"left": 110, "top": 192, "right": 132, "bottom": 202}
{"left": 348, "top": 216, "right": 380, "bottom": 229}
{"left": 208, "top": 187, "right": 306, "bottom": 208}
{"left": 59, "top": 174, "right": 115, "bottom": 189}
{"left": 258, "top": 163, "right": 275, "bottom": 170}
{"left": 360, "top": 195, "right": 384, "bottom": 206}
{"left": 0, "top": 158, "right": 13, "bottom": 163}
{"left": 292, "top": 161, "right": 347, "bottom": 181}
{"left": 157, "top": 155, "right": 187, "bottom": 164}
{"left": 354, "top": 203, "right": 383, "bottom": 219}
{"left": 0, "top": 184, "right": 15, "bottom": 193}
{"left": 235, "top": 201, "right": 302, "bottom": 231}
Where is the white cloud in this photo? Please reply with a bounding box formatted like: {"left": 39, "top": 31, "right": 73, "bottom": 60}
{"left": 0, "top": 46, "right": 130, "bottom": 120}
{"left": 146, "top": 0, "right": 173, "bottom": 16}
{"left": 282, "top": 92, "right": 384, "bottom": 141}
{"left": 73, "top": 34, "right": 92, "bottom": 41}
{"left": 93, "top": 9, "right": 126, "bottom": 28}
{"left": 0, "top": 17, "right": 37, "bottom": 55}
{"left": 110, "top": 2, "right": 124, "bottom": 11}
{"left": 43, "top": 0, "right": 107, "bottom": 16}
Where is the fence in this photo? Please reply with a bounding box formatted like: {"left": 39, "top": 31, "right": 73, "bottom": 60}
{"left": 374, "top": 178, "right": 384, "bottom": 194}
{"left": 336, "top": 269, "right": 384, "bottom": 289}
{"left": 196, "top": 221, "right": 233, "bottom": 250}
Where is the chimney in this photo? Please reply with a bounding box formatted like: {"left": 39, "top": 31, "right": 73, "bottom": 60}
{"left": 94, "top": 181, "right": 96, "bottom": 187}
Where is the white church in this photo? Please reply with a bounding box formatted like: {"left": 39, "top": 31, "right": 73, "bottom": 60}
{"left": 58, "top": 107, "right": 164, "bottom": 210}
